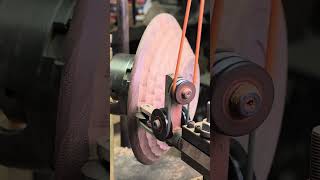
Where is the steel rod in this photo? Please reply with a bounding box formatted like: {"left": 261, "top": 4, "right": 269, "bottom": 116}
{"left": 117, "top": 0, "right": 130, "bottom": 53}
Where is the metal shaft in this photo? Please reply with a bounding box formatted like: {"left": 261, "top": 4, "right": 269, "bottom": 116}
{"left": 207, "top": 101, "right": 210, "bottom": 123}
{"left": 117, "top": 0, "right": 130, "bottom": 53}
{"left": 186, "top": 103, "right": 190, "bottom": 123}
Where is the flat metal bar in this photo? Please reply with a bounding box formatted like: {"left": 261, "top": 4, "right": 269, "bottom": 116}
{"left": 138, "top": 119, "right": 153, "bottom": 135}
{"left": 181, "top": 138, "right": 210, "bottom": 170}
{"left": 182, "top": 125, "right": 210, "bottom": 155}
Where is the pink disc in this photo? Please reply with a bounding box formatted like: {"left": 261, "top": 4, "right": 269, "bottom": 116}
{"left": 127, "top": 13, "right": 200, "bottom": 164}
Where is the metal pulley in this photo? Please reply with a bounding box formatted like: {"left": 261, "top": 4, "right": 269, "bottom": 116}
{"left": 211, "top": 51, "right": 274, "bottom": 136}
{"left": 171, "top": 78, "right": 196, "bottom": 105}
{"left": 150, "top": 108, "right": 172, "bottom": 141}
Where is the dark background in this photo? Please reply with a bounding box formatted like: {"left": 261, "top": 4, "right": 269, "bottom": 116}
{"left": 269, "top": 0, "right": 320, "bottom": 179}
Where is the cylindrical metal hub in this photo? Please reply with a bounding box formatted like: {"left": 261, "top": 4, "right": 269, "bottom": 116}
{"left": 110, "top": 53, "right": 134, "bottom": 100}
{"left": 172, "top": 78, "right": 196, "bottom": 105}
{"left": 110, "top": 53, "right": 134, "bottom": 115}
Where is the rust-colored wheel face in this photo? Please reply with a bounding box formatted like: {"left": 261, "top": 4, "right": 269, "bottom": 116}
{"left": 127, "top": 13, "right": 200, "bottom": 164}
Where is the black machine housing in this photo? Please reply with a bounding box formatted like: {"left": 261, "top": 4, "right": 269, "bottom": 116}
{"left": 0, "top": 0, "right": 75, "bottom": 168}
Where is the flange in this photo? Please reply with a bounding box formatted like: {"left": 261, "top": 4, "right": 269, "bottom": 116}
{"left": 173, "top": 78, "right": 196, "bottom": 105}
{"left": 150, "top": 108, "right": 172, "bottom": 141}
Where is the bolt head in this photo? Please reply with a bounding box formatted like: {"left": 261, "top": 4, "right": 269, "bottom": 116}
{"left": 152, "top": 119, "right": 161, "bottom": 130}
{"left": 239, "top": 93, "right": 260, "bottom": 116}
{"left": 182, "top": 88, "right": 193, "bottom": 100}
{"left": 230, "top": 83, "right": 261, "bottom": 118}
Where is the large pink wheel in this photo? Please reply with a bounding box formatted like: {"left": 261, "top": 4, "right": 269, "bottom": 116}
{"left": 127, "top": 13, "right": 200, "bottom": 165}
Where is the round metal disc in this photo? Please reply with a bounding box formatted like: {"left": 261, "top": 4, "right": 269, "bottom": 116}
{"left": 215, "top": 1, "right": 287, "bottom": 179}
{"left": 211, "top": 57, "right": 274, "bottom": 136}
{"left": 127, "top": 13, "right": 200, "bottom": 164}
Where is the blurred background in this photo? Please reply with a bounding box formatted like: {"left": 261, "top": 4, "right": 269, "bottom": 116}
{"left": 269, "top": 0, "right": 320, "bottom": 180}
